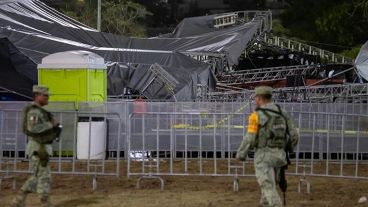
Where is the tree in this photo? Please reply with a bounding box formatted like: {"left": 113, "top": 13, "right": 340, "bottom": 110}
{"left": 135, "top": 0, "right": 171, "bottom": 27}
{"left": 228, "top": 0, "right": 266, "bottom": 10}
{"left": 280, "top": 0, "right": 368, "bottom": 56}
{"left": 354, "top": 0, "right": 368, "bottom": 16}
{"left": 102, "top": 0, "right": 152, "bottom": 37}
{"left": 60, "top": 0, "right": 151, "bottom": 37}
{"left": 61, "top": 0, "right": 97, "bottom": 28}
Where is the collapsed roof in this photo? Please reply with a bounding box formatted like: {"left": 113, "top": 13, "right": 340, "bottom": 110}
{"left": 0, "top": 0, "right": 269, "bottom": 100}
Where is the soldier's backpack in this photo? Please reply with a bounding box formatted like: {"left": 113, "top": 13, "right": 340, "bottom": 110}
{"left": 255, "top": 104, "right": 289, "bottom": 148}
{"left": 22, "top": 104, "right": 55, "bottom": 144}
{"left": 256, "top": 104, "right": 292, "bottom": 205}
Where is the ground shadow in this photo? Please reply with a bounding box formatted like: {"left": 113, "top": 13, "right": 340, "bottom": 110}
{"left": 56, "top": 196, "right": 104, "bottom": 207}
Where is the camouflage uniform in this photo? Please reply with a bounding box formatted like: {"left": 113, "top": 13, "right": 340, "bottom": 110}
{"left": 12, "top": 85, "right": 55, "bottom": 207}
{"left": 21, "top": 101, "right": 53, "bottom": 197}
{"left": 237, "top": 87, "right": 299, "bottom": 207}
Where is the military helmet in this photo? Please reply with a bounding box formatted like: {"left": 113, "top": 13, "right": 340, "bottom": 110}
{"left": 32, "top": 85, "right": 49, "bottom": 95}
{"left": 255, "top": 86, "right": 272, "bottom": 96}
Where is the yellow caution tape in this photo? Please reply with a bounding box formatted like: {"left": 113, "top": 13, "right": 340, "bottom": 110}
{"left": 171, "top": 102, "right": 368, "bottom": 135}
{"left": 172, "top": 102, "right": 251, "bottom": 130}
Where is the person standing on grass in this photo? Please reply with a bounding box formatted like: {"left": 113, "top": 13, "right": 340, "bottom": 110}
{"left": 236, "top": 86, "right": 299, "bottom": 207}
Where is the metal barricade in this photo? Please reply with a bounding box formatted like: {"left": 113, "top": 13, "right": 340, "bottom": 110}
{"left": 289, "top": 111, "right": 368, "bottom": 179}
{"left": 0, "top": 109, "right": 18, "bottom": 190}
{"left": 128, "top": 111, "right": 250, "bottom": 190}
{"left": 2, "top": 101, "right": 368, "bottom": 193}
{"left": 0, "top": 109, "right": 122, "bottom": 190}
{"left": 127, "top": 109, "right": 368, "bottom": 191}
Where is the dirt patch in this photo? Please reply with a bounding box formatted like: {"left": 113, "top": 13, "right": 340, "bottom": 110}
{"left": 1, "top": 161, "right": 368, "bottom": 207}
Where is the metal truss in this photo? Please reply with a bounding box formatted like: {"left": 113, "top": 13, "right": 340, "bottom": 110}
{"left": 213, "top": 10, "right": 272, "bottom": 32}
{"left": 260, "top": 34, "right": 353, "bottom": 64}
{"left": 206, "top": 83, "right": 368, "bottom": 102}
{"left": 217, "top": 65, "right": 322, "bottom": 86}
{"left": 141, "top": 64, "right": 178, "bottom": 101}
{"left": 214, "top": 13, "right": 238, "bottom": 28}
{"left": 273, "top": 83, "right": 368, "bottom": 102}
{"left": 183, "top": 11, "right": 273, "bottom": 73}
{"left": 182, "top": 52, "right": 228, "bottom": 74}
{"left": 206, "top": 90, "right": 253, "bottom": 102}
{"left": 184, "top": 10, "right": 352, "bottom": 76}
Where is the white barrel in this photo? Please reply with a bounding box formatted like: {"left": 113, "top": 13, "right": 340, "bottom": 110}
{"left": 77, "top": 121, "right": 106, "bottom": 160}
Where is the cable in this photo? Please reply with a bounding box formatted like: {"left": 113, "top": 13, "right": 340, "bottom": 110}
{"left": 0, "top": 85, "right": 32, "bottom": 100}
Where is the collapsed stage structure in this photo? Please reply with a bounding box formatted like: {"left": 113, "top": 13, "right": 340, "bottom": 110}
{"left": 0, "top": 0, "right": 366, "bottom": 102}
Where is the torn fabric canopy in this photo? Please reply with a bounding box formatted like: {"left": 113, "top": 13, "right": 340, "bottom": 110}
{"left": 355, "top": 41, "right": 368, "bottom": 81}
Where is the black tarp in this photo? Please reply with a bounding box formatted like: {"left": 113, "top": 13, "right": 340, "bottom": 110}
{"left": 0, "top": 0, "right": 263, "bottom": 100}
{"left": 161, "top": 15, "right": 219, "bottom": 38}
{"left": 0, "top": 28, "right": 215, "bottom": 100}
{"left": 0, "top": 0, "right": 263, "bottom": 63}
{"left": 0, "top": 38, "right": 35, "bottom": 100}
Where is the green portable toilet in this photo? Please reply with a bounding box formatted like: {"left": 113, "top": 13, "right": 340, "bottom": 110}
{"left": 37, "top": 50, "right": 107, "bottom": 106}
{"left": 38, "top": 51, "right": 107, "bottom": 159}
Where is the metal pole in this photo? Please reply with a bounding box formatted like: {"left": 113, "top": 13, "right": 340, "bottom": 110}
{"left": 156, "top": 114, "right": 159, "bottom": 174}
{"left": 97, "top": 0, "right": 101, "bottom": 31}
{"left": 326, "top": 114, "right": 330, "bottom": 176}
{"left": 72, "top": 112, "right": 78, "bottom": 173}
{"left": 311, "top": 113, "right": 316, "bottom": 174}
{"left": 227, "top": 116, "right": 231, "bottom": 175}
{"left": 127, "top": 113, "right": 132, "bottom": 178}
{"left": 170, "top": 114, "right": 173, "bottom": 174}
{"left": 199, "top": 113, "right": 203, "bottom": 175}
{"left": 185, "top": 114, "right": 189, "bottom": 173}
{"left": 142, "top": 114, "right": 145, "bottom": 174}
{"left": 116, "top": 115, "right": 121, "bottom": 177}
{"left": 340, "top": 115, "right": 345, "bottom": 176}
{"left": 213, "top": 114, "right": 217, "bottom": 175}
{"left": 58, "top": 112, "right": 62, "bottom": 173}
{"left": 14, "top": 112, "right": 19, "bottom": 171}
{"left": 87, "top": 113, "right": 92, "bottom": 173}
{"left": 295, "top": 113, "right": 302, "bottom": 174}
{"left": 355, "top": 116, "right": 360, "bottom": 177}
{"left": 0, "top": 111, "right": 3, "bottom": 172}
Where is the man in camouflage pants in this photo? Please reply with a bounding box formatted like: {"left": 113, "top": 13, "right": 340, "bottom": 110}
{"left": 237, "top": 86, "right": 299, "bottom": 207}
{"left": 12, "top": 85, "right": 57, "bottom": 207}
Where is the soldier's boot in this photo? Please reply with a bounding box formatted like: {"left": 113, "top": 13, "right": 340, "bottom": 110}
{"left": 10, "top": 190, "right": 28, "bottom": 207}
{"left": 40, "top": 196, "right": 53, "bottom": 207}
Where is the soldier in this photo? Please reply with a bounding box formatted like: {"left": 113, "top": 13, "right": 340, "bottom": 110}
{"left": 236, "top": 86, "right": 299, "bottom": 207}
{"left": 11, "top": 85, "right": 57, "bottom": 207}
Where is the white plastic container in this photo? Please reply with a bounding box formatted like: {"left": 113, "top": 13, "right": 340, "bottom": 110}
{"left": 77, "top": 121, "right": 107, "bottom": 160}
